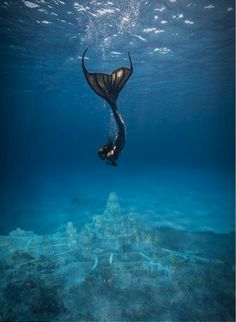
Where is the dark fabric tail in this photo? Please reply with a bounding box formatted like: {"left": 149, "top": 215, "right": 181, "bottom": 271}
{"left": 82, "top": 49, "right": 133, "bottom": 105}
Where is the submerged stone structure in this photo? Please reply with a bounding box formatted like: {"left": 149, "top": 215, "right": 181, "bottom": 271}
{"left": 80, "top": 192, "right": 143, "bottom": 254}
{"left": 0, "top": 192, "right": 222, "bottom": 292}
{"left": 0, "top": 192, "right": 231, "bottom": 322}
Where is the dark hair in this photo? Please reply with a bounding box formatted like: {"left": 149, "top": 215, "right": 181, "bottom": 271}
{"left": 98, "top": 138, "right": 114, "bottom": 160}
{"left": 98, "top": 146, "right": 108, "bottom": 160}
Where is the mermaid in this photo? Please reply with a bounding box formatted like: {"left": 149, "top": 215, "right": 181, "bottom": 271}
{"left": 82, "top": 49, "right": 133, "bottom": 166}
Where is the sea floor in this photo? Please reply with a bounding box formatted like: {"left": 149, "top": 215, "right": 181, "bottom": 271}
{"left": 0, "top": 167, "right": 234, "bottom": 321}
{"left": 0, "top": 191, "right": 235, "bottom": 322}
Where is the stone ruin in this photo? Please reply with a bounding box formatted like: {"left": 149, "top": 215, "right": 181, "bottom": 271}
{"left": 0, "top": 192, "right": 222, "bottom": 290}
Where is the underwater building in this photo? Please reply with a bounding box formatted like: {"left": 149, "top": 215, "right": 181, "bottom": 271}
{"left": 0, "top": 192, "right": 219, "bottom": 291}
{"left": 0, "top": 192, "right": 233, "bottom": 321}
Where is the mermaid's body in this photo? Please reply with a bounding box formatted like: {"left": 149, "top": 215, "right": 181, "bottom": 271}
{"left": 82, "top": 49, "right": 133, "bottom": 166}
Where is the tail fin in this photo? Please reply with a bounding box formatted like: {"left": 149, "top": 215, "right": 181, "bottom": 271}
{"left": 82, "top": 48, "right": 133, "bottom": 105}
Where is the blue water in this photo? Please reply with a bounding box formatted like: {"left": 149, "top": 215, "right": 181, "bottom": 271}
{"left": 0, "top": 0, "right": 235, "bottom": 321}
{"left": 0, "top": 0, "right": 234, "bottom": 234}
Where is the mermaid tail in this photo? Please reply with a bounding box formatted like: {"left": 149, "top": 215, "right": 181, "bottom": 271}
{"left": 82, "top": 48, "right": 133, "bottom": 105}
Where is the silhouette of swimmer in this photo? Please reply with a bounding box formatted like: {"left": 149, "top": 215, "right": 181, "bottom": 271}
{"left": 82, "top": 48, "right": 133, "bottom": 166}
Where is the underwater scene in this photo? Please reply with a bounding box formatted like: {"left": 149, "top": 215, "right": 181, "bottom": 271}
{"left": 0, "top": 0, "right": 235, "bottom": 321}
